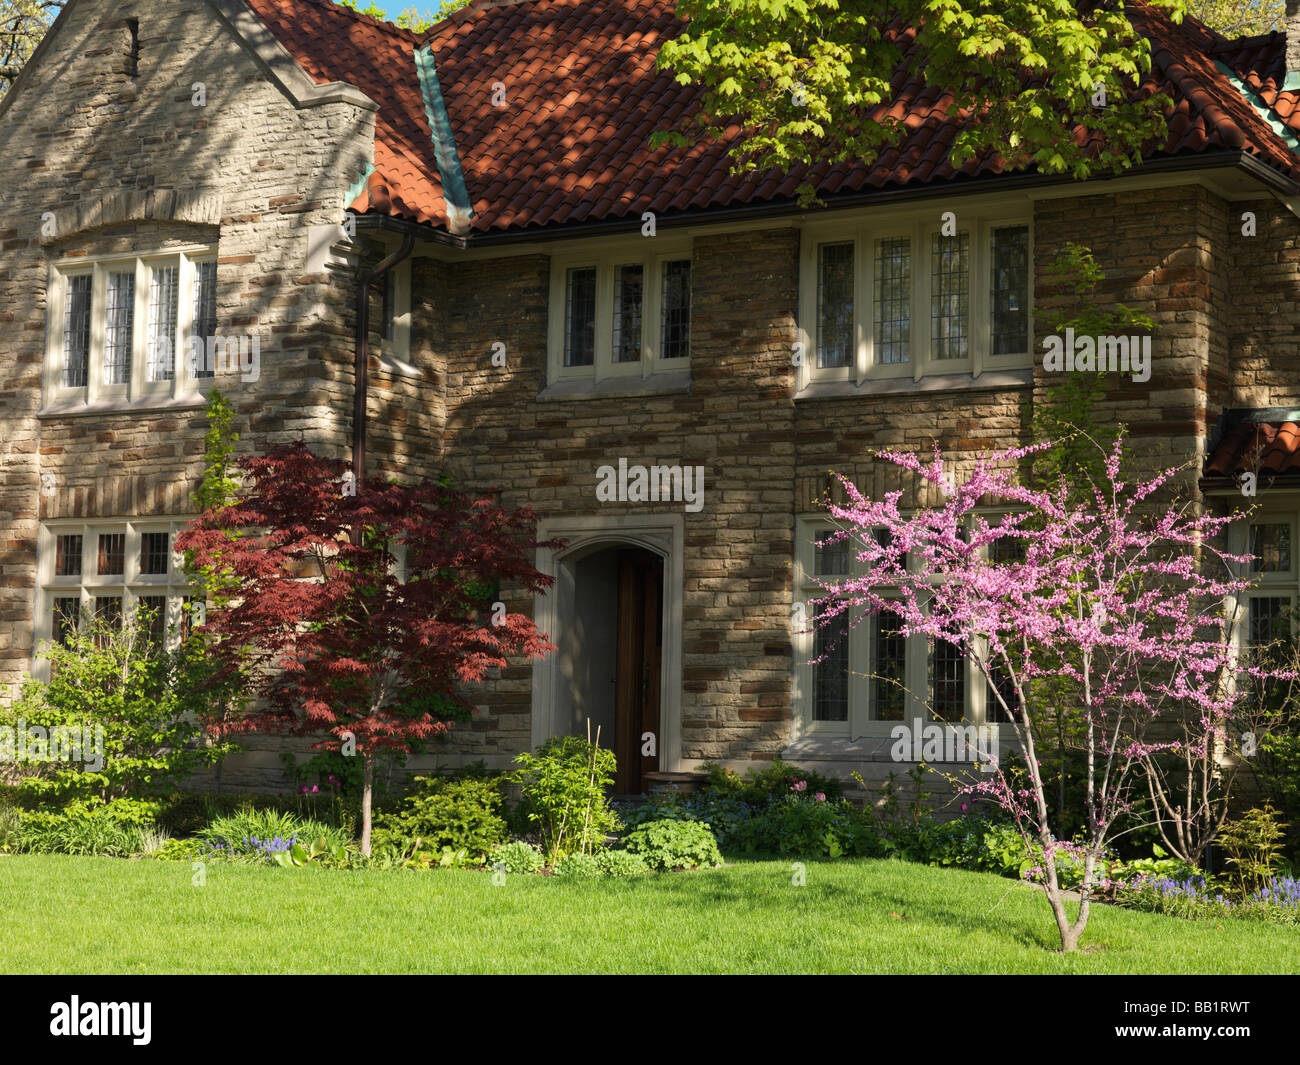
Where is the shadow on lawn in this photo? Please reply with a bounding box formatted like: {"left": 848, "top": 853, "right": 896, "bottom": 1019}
{"left": 641, "top": 861, "right": 1071, "bottom": 954}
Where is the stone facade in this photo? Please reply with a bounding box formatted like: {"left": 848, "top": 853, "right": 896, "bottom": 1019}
{"left": 3, "top": 1, "right": 1300, "bottom": 799}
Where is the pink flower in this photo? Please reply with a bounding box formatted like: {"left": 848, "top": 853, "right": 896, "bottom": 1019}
{"left": 814, "top": 792, "right": 826, "bottom": 802}
{"left": 298, "top": 785, "right": 308, "bottom": 795}
{"left": 790, "top": 780, "right": 807, "bottom": 792}
{"left": 310, "top": 784, "right": 319, "bottom": 794}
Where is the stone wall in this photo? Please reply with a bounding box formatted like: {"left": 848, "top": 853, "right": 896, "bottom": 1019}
{"left": 0, "top": 0, "right": 376, "bottom": 703}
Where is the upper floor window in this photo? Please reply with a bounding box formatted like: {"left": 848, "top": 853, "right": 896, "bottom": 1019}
{"left": 548, "top": 241, "right": 692, "bottom": 385}
{"left": 44, "top": 246, "right": 218, "bottom": 408}
{"left": 377, "top": 259, "right": 414, "bottom": 374}
{"left": 798, "top": 211, "right": 1031, "bottom": 388}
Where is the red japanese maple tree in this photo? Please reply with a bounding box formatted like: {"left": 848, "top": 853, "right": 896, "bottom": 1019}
{"left": 176, "top": 442, "right": 557, "bottom": 854}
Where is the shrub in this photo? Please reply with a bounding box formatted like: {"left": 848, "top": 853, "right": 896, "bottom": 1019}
{"left": 1217, "top": 804, "right": 1289, "bottom": 896}
{"left": 197, "top": 805, "right": 350, "bottom": 862}
{"left": 731, "top": 795, "right": 886, "bottom": 859}
{"left": 595, "top": 849, "right": 649, "bottom": 877}
{"left": 0, "top": 610, "right": 235, "bottom": 812}
{"left": 489, "top": 840, "right": 544, "bottom": 875}
{"left": 15, "top": 802, "right": 163, "bottom": 857}
{"left": 698, "top": 758, "right": 842, "bottom": 808}
{"left": 512, "top": 736, "right": 620, "bottom": 863}
{"left": 616, "top": 793, "right": 756, "bottom": 850}
{"left": 0, "top": 804, "right": 24, "bottom": 853}
{"left": 1255, "top": 731, "right": 1300, "bottom": 864}
{"left": 552, "top": 852, "right": 602, "bottom": 878}
{"left": 887, "top": 816, "right": 1027, "bottom": 876}
{"left": 151, "top": 837, "right": 208, "bottom": 862}
{"left": 370, "top": 776, "right": 507, "bottom": 864}
{"left": 623, "top": 818, "right": 722, "bottom": 871}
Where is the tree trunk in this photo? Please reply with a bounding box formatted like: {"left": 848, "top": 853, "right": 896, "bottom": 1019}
{"left": 360, "top": 751, "right": 375, "bottom": 857}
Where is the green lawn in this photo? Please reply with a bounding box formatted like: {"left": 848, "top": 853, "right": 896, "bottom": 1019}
{"left": 2, "top": 853, "right": 1294, "bottom": 974}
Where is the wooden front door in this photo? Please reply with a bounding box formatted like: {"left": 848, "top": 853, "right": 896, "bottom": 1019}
{"left": 614, "top": 548, "right": 663, "bottom": 794}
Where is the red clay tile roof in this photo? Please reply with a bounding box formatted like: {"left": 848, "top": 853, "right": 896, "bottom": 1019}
{"left": 242, "top": 0, "right": 1300, "bottom": 236}
{"left": 1205, "top": 421, "right": 1300, "bottom": 478}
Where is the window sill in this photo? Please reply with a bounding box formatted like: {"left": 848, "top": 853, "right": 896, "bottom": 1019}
{"left": 784, "top": 733, "right": 1012, "bottom": 766}
{"left": 795, "top": 367, "right": 1033, "bottom": 401}
{"left": 38, "top": 393, "right": 210, "bottom": 419}
{"left": 539, "top": 371, "right": 692, "bottom": 401}
{"left": 377, "top": 352, "right": 423, "bottom": 379}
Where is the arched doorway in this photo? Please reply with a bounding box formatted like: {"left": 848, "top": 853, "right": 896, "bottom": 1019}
{"left": 557, "top": 543, "right": 663, "bottom": 794}
{"left": 530, "top": 515, "right": 684, "bottom": 793}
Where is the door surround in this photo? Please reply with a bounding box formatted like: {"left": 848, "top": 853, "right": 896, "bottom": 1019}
{"left": 530, "top": 513, "right": 684, "bottom": 776}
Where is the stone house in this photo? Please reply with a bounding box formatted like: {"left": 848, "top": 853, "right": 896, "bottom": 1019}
{"left": 3, "top": 0, "right": 1300, "bottom": 797}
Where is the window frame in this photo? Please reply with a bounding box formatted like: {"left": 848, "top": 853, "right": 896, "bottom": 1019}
{"left": 547, "top": 240, "right": 693, "bottom": 385}
{"left": 377, "top": 257, "right": 413, "bottom": 372}
{"left": 797, "top": 210, "right": 1033, "bottom": 390}
{"left": 794, "top": 514, "right": 1010, "bottom": 739}
{"left": 34, "top": 518, "right": 197, "bottom": 673}
{"left": 1227, "top": 506, "right": 1300, "bottom": 660}
{"left": 44, "top": 245, "right": 219, "bottom": 409}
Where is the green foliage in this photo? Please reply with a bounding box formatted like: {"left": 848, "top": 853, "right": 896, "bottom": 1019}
{"left": 1111, "top": 844, "right": 1201, "bottom": 883}
{"left": 0, "top": 803, "right": 22, "bottom": 852}
{"left": 1114, "top": 876, "right": 1300, "bottom": 927}
{"left": 272, "top": 835, "right": 350, "bottom": 868}
{"left": 885, "top": 816, "right": 1028, "bottom": 876}
{"left": 616, "top": 792, "right": 756, "bottom": 850}
{"left": 14, "top": 801, "right": 169, "bottom": 857}
{"left": 512, "top": 735, "right": 620, "bottom": 863}
{"left": 197, "top": 805, "right": 351, "bottom": 862}
{"left": 698, "top": 758, "right": 843, "bottom": 807}
{"left": 551, "top": 851, "right": 602, "bottom": 878}
{"left": 370, "top": 775, "right": 507, "bottom": 864}
{"left": 653, "top": 0, "right": 1187, "bottom": 207}
{"left": 335, "top": 1, "right": 455, "bottom": 31}
{"left": 489, "top": 840, "right": 544, "bottom": 875}
{"left": 0, "top": 1, "right": 60, "bottom": 98}
{"left": 2, "top": 613, "right": 233, "bottom": 811}
{"left": 1218, "top": 804, "right": 1289, "bottom": 896}
{"left": 1031, "top": 243, "right": 1156, "bottom": 494}
{"left": 149, "top": 836, "right": 209, "bottom": 862}
{"left": 595, "top": 849, "right": 650, "bottom": 878}
{"left": 1188, "top": 0, "right": 1282, "bottom": 37}
{"left": 1255, "top": 731, "right": 1300, "bottom": 863}
{"left": 623, "top": 818, "right": 722, "bottom": 871}
{"left": 731, "top": 796, "right": 887, "bottom": 859}
{"left": 153, "top": 791, "right": 316, "bottom": 837}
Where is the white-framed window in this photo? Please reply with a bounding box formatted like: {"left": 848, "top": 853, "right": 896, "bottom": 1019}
{"left": 34, "top": 519, "right": 200, "bottom": 670}
{"left": 377, "top": 258, "right": 413, "bottom": 372}
{"left": 44, "top": 246, "right": 219, "bottom": 408}
{"left": 794, "top": 515, "right": 1011, "bottom": 736}
{"left": 547, "top": 241, "right": 692, "bottom": 384}
{"left": 797, "top": 210, "right": 1032, "bottom": 388}
{"left": 1228, "top": 508, "right": 1299, "bottom": 658}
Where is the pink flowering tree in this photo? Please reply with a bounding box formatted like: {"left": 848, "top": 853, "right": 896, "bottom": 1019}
{"left": 811, "top": 438, "right": 1281, "bottom": 952}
